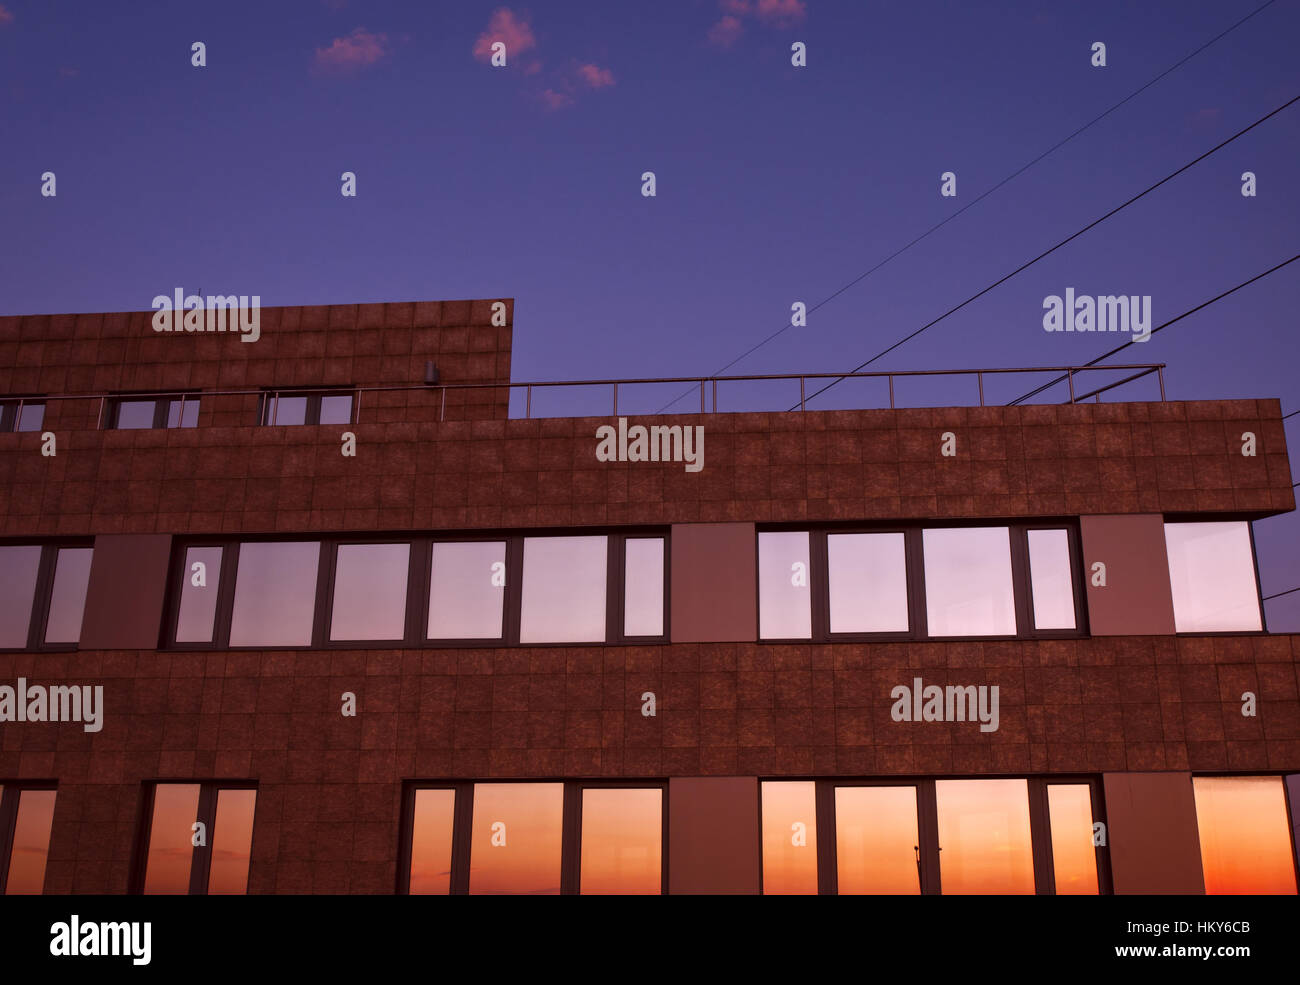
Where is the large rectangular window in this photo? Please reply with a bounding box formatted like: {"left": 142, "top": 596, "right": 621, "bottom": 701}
{"left": 136, "top": 782, "right": 257, "bottom": 895}
{"left": 836, "top": 785, "right": 921, "bottom": 894}
{"left": 758, "top": 531, "right": 811, "bottom": 639}
{"left": 935, "top": 779, "right": 1035, "bottom": 894}
{"left": 0, "top": 786, "right": 57, "bottom": 894}
{"left": 469, "top": 783, "right": 565, "bottom": 895}
{"left": 427, "top": 541, "right": 506, "bottom": 641}
{"left": 579, "top": 787, "right": 662, "bottom": 894}
{"left": 228, "top": 542, "right": 320, "bottom": 646}
{"left": 1193, "top": 776, "right": 1297, "bottom": 894}
{"left": 827, "top": 532, "right": 908, "bottom": 634}
{"left": 329, "top": 543, "right": 410, "bottom": 642}
{"left": 519, "top": 536, "right": 607, "bottom": 643}
{"left": 923, "top": 527, "right": 1017, "bottom": 637}
{"left": 1165, "top": 522, "right": 1263, "bottom": 633}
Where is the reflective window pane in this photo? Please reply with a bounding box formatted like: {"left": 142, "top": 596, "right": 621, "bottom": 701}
{"left": 580, "top": 788, "right": 662, "bottom": 894}
{"left": 330, "top": 543, "right": 409, "bottom": 641}
{"left": 166, "top": 398, "right": 199, "bottom": 428}
{"left": 1028, "top": 529, "right": 1076, "bottom": 630}
{"left": 319, "top": 394, "right": 353, "bottom": 425}
{"left": 1047, "top": 784, "right": 1099, "bottom": 894}
{"left": 207, "top": 789, "right": 256, "bottom": 895}
{"left": 762, "top": 781, "right": 818, "bottom": 895}
{"left": 935, "top": 779, "right": 1035, "bottom": 894}
{"left": 1193, "top": 776, "right": 1297, "bottom": 894}
{"left": 115, "top": 399, "right": 156, "bottom": 429}
{"left": 265, "top": 395, "right": 307, "bottom": 425}
{"left": 408, "top": 789, "right": 457, "bottom": 895}
{"left": 428, "top": 541, "right": 506, "bottom": 639}
{"left": 923, "top": 527, "right": 1016, "bottom": 637}
{"left": 175, "top": 546, "right": 223, "bottom": 643}
{"left": 1165, "top": 522, "right": 1263, "bottom": 632}
{"left": 16, "top": 403, "right": 44, "bottom": 432}
{"left": 835, "top": 785, "right": 920, "bottom": 894}
{"left": 0, "top": 545, "right": 42, "bottom": 647}
{"left": 827, "top": 532, "right": 908, "bottom": 633}
{"left": 624, "top": 538, "right": 664, "bottom": 637}
{"left": 519, "top": 537, "right": 607, "bottom": 643}
{"left": 44, "top": 547, "right": 93, "bottom": 644}
{"left": 143, "top": 784, "right": 200, "bottom": 894}
{"left": 229, "top": 541, "right": 320, "bottom": 646}
{"left": 5, "top": 789, "right": 56, "bottom": 894}
{"left": 758, "top": 531, "right": 811, "bottom": 639}
{"left": 469, "top": 783, "right": 564, "bottom": 895}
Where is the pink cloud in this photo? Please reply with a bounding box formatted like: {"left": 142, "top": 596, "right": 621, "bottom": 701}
{"left": 720, "top": 0, "right": 751, "bottom": 11}
{"left": 0, "top": 5, "right": 13, "bottom": 26}
{"left": 576, "top": 63, "right": 615, "bottom": 88}
{"left": 756, "top": 0, "right": 807, "bottom": 24}
{"left": 708, "top": 15, "right": 744, "bottom": 47}
{"left": 473, "top": 8, "right": 537, "bottom": 63}
{"left": 314, "top": 27, "right": 389, "bottom": 73}
{"left": 538, "top": 88, "right": 573, "bottom": 111}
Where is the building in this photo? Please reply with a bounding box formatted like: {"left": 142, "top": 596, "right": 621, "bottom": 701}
{"left": 0, "top": 297, "right": 1297, "bottom": 895}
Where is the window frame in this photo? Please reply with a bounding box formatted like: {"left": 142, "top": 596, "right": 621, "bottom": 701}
{"left": 0, "top": 781, "right": 58, "bottom": 894}
{"left": 398, "top": 779, "right": 668, "bottom": 895}
{"left": 756, "top": 520, "right": 1088, "bottom": 644}
{"left": 760, "top": 775, "right": 1110, "bottom": 895}
{"left": 104, "top": 392, "right": 200, "bottom": 430}
{"left": 257, "top": 388, "right": 356, "bottom": 427}
{"left": 130, "top": 780, "right": 258, "bottom": 895}
{"left": 0, "top": 398, "right": 45, "bottom": 433}
{"left": 0, "top": 540, "right": 94, "bottom": 652}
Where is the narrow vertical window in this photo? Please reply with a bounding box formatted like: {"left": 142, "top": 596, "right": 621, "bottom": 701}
{"left": 0, "top": 545, "right": 42, "bottom": 648}
{"left": 758, "top": 531, "right": 811, "bottom": 639}
{"left": 44, "top": 547, "right": 93, "bottom": 644}
{"left": 1046, "top": 784, "right": 1099, "bottom": 894}
{"left": 1193, "top": 776, "right": 1297, "bottom": 894}
{"left": 142, "top": 784, "right": 201, "bottom": 894}
{"left": 469, "top": 783, "right": 564, "bottom": 895}
{"left": 4, "top": 789, "right": 57, "bottom": 894}
{"left": 579, "top": 787, "right": 662, "bottom": 894}
{"left": 623, "top": 538, "right": 664, "bottom": 637}
{"left": 835, "top": 785, "right": 921, "bottom": 894}
{"left": 762, "top": 781, "right": 818, "bottom": 894}
{"left": 1027, "top": 529, "right": 1076, "bottom": 630}
{"left": 175, "top": 546, "right": 223, "bottom": 644}
{"left": 207, "top": 788, "right": 257, "bottom": 894}
{"left": 408, "top": 789, "right": 458, "bottom": 895}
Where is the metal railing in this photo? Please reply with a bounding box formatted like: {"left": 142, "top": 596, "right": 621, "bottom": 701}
{"left": 5, "top": 363, "right": 1166, "bottom": 426}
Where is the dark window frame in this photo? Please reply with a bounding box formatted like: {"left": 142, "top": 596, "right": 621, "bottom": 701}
{"left": 104, "top": 392, "right": 200, "bottom": 430}
{"left": 759, "top": 775, "right": 1110, "bottom": 896}
{"left": 129, "top": 780, "right": 258, "bottom": 895}
{"left": 0, "top": 781, "right": 58, "bottom": 894}
{"left": 398, "top": 779, "right": 668, "bottom": 896}
{"left": 257, "top": 388, "right": 356, "bottom": 427}
{"left": 0, "top": 398, "right": 45, "bottom": 433}
{"left": 756, "top": 519, "right": 1088, "bottom": 644}
{"left": 0, "top": 540, "right": 94, "bottom": 653}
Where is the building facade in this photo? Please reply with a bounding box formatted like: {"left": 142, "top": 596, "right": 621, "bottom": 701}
{"left": 0, "top": 298, "right": 1297, "bottom": 894}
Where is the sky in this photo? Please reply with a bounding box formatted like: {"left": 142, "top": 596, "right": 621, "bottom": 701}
{"left": 1, "top": 0, "right": 1298, "bottom": 625}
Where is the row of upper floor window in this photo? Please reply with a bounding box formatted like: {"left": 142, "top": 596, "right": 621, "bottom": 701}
{"left": 2, "top": 773, "right": 1295, "bottom": 895}
{"left": 0, "top": 519, "right": 1266, "bottom": 651}
{"left": 0, "top": 388, "right": 356, "bottom": 432}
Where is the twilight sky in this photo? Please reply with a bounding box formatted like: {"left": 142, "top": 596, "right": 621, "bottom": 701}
{"left": 1, "top": 0, "right": 1298, "bottom": 625}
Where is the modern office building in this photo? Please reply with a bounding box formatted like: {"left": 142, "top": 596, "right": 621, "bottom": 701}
{"left": 0, "top": 298, "right": 1297, "bottom": 894}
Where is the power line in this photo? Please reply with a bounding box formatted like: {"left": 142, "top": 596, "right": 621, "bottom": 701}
{"left": 1283, "top": 410, "right": 1300, "bottom": 420}
{"left": 790, "top": 94, "right": 1299, "bottom": 411}
{"left": 654, "top": 0, "right": 1284, "bottom": 414}
{"left": 1263, "top": 585, "right": 1300, "bottom": 601}
{"left": 1004, "top": 254, "right": 1300, "bottom": 405}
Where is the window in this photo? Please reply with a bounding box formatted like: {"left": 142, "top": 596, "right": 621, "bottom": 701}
{"left": 135, "top": 782, "right": 257, "bottom": 894}
{"left": 622, "top": 538, "right": 665, "bottom": 638}
{"left": 401, "top": 781, "right": 666, "bottom": 894}
{"left": 329, "top": 543, "right": 410, "bottom": 641}
{"left": 1026, "top": 528, "right": 1077, "bottom": 631}
{"left": 0, "top": 543, "right": 93, "bottom": 650}
{"left": 1193, "top": 776, "right": 1297, "bottom": 894}
{"left": 935, "top": 779, "right": 1035, "bottom": 894}
{"left": 0, "top": 400, "right": 44, "bottom": 433}
{"left": 1165, "top": 522, "right": 1263, "bottom": 633}
{"left": 923, "top": 527, "right": 1016, "bottom": 637}
{"left": 519, "top": 536, "right": 607, "bottom": 643}
{"left": 827, "top": 532, "right": 908, "bottom": 634}
{"left": 258, "top": 389, "right": 354, "bottom": 426}
{"left": 174, "top": 546, "right": 224, "bottom": 644}
{"left": 758, "top": 531, "right": 811, "bottom": 639}
{"left": 761, "top": 781, "right": 819, "bottom": 895}
{"left": 1046, "top": 783, "right": 1100, "bottom": 894}
{"left": 837, "top": 784, "right": 923, "bottom": 894}
{"left": 0, "top": 785, "right": 57, "bottom": 894}
{"left": 228, "top": 542, "right": 320, "bottom": 646}
{"left": 427, "top": 541, "right": 506, "bottom": 641}
{"left": 107, "top": 394, "right": 199, "bottom": 429}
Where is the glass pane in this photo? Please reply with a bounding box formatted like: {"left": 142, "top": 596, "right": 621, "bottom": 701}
{"left": 44, "top": 547, "right": 93, "bottom": 644}
{"left": 580, "top": 788, "right": 662, "bottom": 894}
{"left": 428, "top": 541, "right": 506, "bottom": 639}
{"left": 409, "top": 789, "right": 457, "bottom": 895}
{"left": 469, "top": 783, "right": 564, "bottom": 895}
{"left": 758, "top": 531, "right": 811, "bottom": 639}
{"left": 176, "top": 546, "right": 223, "bottom": 643}
{"left": 166, "top": 398, "right": 199, "bottom": 428}
{"left": 1165, "top": 522, "right": 1263, "bottom": 632}
{"left": 935, "top": 779, "right": 1035, "bottom": 894}
{"left": 229, "top": 541, "right": 320, "bottom": 646}
{"left": 319, "top": 394, "right": 353, "bottom": 425}
{"left": 16, "top": 403, "right": 44, "bottom": 432}
{"left": 265, "top": 395, "right": 307, "bottom": 425}
{"left": 1193, "top": 776, "right": 1297, "bottom": 894}
{"left": 143, "top": 783, "right": 200, "bottom": 894}
{"left": 1047, "top": 784, "right": 1099, "bottom": 894}
{"left": 923, "top": 527, "right": 1016, "bottom": 637}
{"left": 5, "top": 789, "right": 57, "bottom": 894}
{"left": 762, "top": 781, "right": 818, "bottom": 894}
{"left": 835, "top": 786, "right": 920, "bottom": 894}
{"left": 624, "top": 538, "right": 664, "bottom": 637}
{"left": 207, "top": 789, "right": 256, "bottom": 894}
{"left": 330, "top": 543, "right": 409, "bottom": 641}
{"left": 0, "top": 545, "right": 42, "bottom": 647}
{"left": 827, "top": 532, "right": 908, "bottom": 633}
{"left": 519, "top": 537, "right": 607, "bottom": 643}
{"left": 1028, "top": 529, "right": 1076, "bottom": 630}
{"left": 115, "top": 399, "right": 156, "bottom": 429}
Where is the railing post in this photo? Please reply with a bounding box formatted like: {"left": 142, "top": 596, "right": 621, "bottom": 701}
{"left": 526, "top": 384, "right": 532, "bottom": 419}
{"left": 712, "top": 379, "right": 717, "bottom": 414}
{"left": 978, "top": 372, "right": 984, "bottom": 407}
{"left": 613, "top": 382, "right": 619, "bottom": 417}
{"left": 354, "top": 390, "right": 361, "bottom": 424}
{"left": 440, "top": 387, "right": 446, "bottom": 422}
{"left": 888, "top": 375, "right": 895, "bottom": 409}
{"left": 700, "top": 381, "right": 705, "bottom": 413}
{"left": 96, "top": 396, "right": 105, "bottom": 430}
{"left": 800, "top": 376, "right": 806, "bottom": 412}
{"left": 1067, "top": 369, "right": 1075, "bottom": 403}
{"left": 1157, "top": 366, "right": 1166, "bottom": 401}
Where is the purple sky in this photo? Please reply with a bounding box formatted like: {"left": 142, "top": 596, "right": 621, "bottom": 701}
{"left": 1, "top": 0, "right": 1298, "bottom": 625}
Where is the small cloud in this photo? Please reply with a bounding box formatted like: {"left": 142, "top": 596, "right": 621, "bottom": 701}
{"left": 720, "top": 0, "right": 751, "bottom": 11}
{"left": 314, "top": 27, "right": 389, "bottom": 73}
{"left": 755, "top": 0, "right": 807, "bottom": 25}
{"left": 538, "top": 88, "right": 573, "bottom": 111}
{"left": 576, "top": 63, "right": 615, "bottom": 88}
{"left": 0, "top": 5, "right": 13, "bottom": 26}
{"left": 708, "top": 14, "right": 744, "bottom": 47}
{"left": 473, "top": 8, "right": 537, "bottom": 64}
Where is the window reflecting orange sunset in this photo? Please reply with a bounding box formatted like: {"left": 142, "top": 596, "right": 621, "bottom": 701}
{"left": 1194, "top": 776, "right": 1298, "bottom": 895}
{"left": 935, "top": 779, "right": 1035, "bottom": 894}
{"left": 408, "top": 788, "right": 457, "bottom": 894}
{"left": 5, "top": 789, "right": 56, "bottom": 894}
{"left": 579, "top": 787, "right": 661, "bottom": 894}
{"left": 836, "top": 785, "right": 920, "bottom": 894}
{"left": 1047, "top": 784, "right": 1099, "bottom": 894}
{"left": 469, "top": 783, "right": 564, "bottom": 894}
{"left": 762, "top": 781, "right": 818, "bottom": 894}
{"left": 143, "top": 783, "right": 200, "bottom": 894}
{"left": 207, "top": 788, "right": 256, "bottom": 894}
